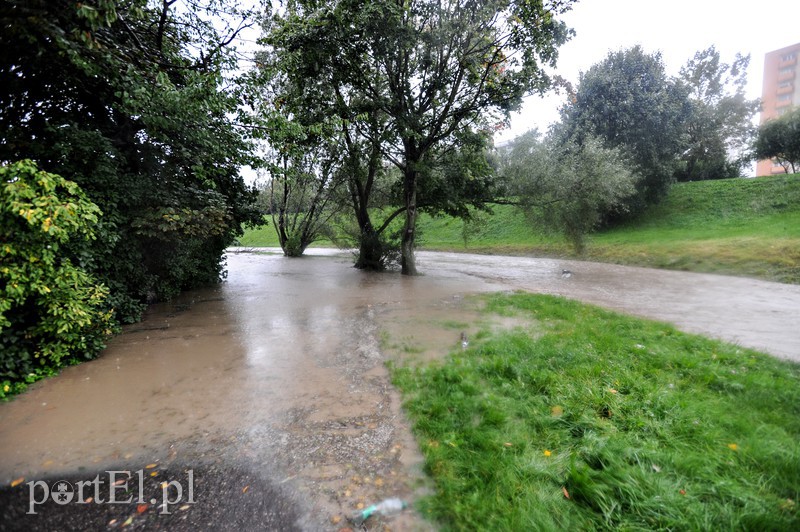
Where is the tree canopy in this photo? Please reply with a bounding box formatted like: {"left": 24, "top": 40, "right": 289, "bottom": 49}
{"left": 1, "top": 0, "right": 264, "bottom": 391}
{"left": 755, "top": 106, "right": 800, "bottom": 175}
{"left": 1, "top": 0, "right": 262, "bottom": 320}
{"left": 676, "top": 47, "right": 760, "bottom": 181}
{"left": 501, "top": 129, "right": 637, "bottom": 252}
{"left": 559, "top": 46, "right": 691, "bottom": 213}
{"left": 259, "top": 0, "right": 576, "bottom": 274}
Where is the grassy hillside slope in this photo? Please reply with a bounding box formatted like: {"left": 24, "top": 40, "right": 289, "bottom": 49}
{"left": 239, "top": 174, "right": 800, "bottom": 284}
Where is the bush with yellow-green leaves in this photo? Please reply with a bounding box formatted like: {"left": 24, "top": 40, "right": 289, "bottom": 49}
{"left": 1, "top": 160, "right": 117, "bottom": 399}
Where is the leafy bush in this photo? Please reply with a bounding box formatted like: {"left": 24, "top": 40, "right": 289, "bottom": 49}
{"left": 0, "top": 160, "right": 117, "bottom": 399}
{"left": 501, "top": 131, "right": 637, "bottom": 252}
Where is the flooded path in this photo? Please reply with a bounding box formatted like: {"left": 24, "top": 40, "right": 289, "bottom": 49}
{"left": 1, "top": 249, "right": 798, "bottom": 529}
{"left": 416, "top": 250, "right": 800, "bottom": 361}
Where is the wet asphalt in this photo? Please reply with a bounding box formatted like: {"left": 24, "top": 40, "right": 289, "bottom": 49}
{"left": 0, "top": 461, "right": 308, "bottom": 531}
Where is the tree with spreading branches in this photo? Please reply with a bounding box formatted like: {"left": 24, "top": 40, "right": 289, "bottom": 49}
{"left": 262, "top": 0, "right": 575, "bottom": 274}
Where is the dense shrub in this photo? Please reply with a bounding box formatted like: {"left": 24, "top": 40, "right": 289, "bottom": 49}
{"left": 0, "top": 160, "right": 117, "bottom": 399}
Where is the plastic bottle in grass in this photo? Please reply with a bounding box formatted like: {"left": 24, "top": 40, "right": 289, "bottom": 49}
{"left": 350, "top": 497, "right": 407, "bottom": 525}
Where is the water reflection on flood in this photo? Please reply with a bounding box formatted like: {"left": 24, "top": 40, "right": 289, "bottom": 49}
{"left": 1, "top": 248, "right": 798, "bottom": 527}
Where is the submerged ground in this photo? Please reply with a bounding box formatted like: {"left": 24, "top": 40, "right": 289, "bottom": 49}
{"left": 1, "top": 249, "right": 799, "bottom": 530}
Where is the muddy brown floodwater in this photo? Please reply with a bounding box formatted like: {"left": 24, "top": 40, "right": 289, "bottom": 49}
{"left": 1, "top": 249, "right": 799, "bottom": 530}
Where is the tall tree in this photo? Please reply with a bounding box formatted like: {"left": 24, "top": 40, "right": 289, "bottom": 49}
{"left": 676, "top": 47, "right": 760, "bottom": 181}
{"left": 560, "top": 46, "right": 691, "bottom": 213}
{"left": 265, "top": 115, "right": 347, "bottom": 257}
{"left": 265, "top": 0, "right": 575, "bottom": 274}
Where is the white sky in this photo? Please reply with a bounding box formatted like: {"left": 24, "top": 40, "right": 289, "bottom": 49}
{"left": 496, "top": 0, "right": 800, "bottom": 143}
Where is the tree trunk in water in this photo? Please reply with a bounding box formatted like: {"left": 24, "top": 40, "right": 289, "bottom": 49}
{"left": 400, "top": 167, "right": 418, "bottom": 276}
{"left": 355, "top": 224, "right": 384, "bottom": 270}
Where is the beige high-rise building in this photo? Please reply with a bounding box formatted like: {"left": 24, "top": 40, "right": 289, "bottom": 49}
{"left": 756, "top": 42, "right": 800, "bottom": 176}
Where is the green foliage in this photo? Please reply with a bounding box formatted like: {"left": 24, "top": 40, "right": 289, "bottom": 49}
{"left": 502, "top": 130, "right": 637, "bottom": 252}
{"left": 254, "top": 91, "right": 347, "bottom": 257}
{"left": 0, "top": 0, "right": 262, "bottom": 321}
{"left": 0, "top": 161, "right": 117, "bottom": 397}
{"left": 560, "top": 46, "right": 691, "bottom": 212}
{"left": 755, "top": 106, "right": 800, "bottom": 174}
{"left": 676, "top": 47, "right": 759, "bottom": 181}
{"left": 261, "top": 0, "right": 576, "bottom": 274}
{"left": 392, "top": 293, "right": 800, "bottom": 530}
{"left": 237, "top": 174, "right": 800, "bottom": 283}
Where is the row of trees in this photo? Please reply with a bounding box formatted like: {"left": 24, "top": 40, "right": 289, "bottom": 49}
{"left": 1, "top": 0, "right": 262, "bottom": 392}
{"left": 245, "top": 0, "right": 577, "bottom": 273}
{"left": 251, "top": 31, "right": 784, "bottom": 262}
{"left": 496, "top": 45, "right": 765, "bottom": 248}
{"left": 502, "top": 45, "right": 800, "bottom": 246}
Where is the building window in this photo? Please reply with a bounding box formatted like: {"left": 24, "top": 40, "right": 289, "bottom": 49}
{"left": 778, "top": 94, "right": 792, "bottom": 101}
{"left": 779, "top": 80, "right": 793, "bottom": 88}
{"left": 779, "top": 67, "right": 795, "bottom": 74}
{"left": 781, "top": 52, "right": 797, "bottom": 61}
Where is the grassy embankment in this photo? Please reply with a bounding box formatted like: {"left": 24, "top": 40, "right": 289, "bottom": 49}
{"left": 389, "top": 292, "right": 800, "bottom": 530}
{"left": 238, "top": 174, "right": 800, "bottom": 284}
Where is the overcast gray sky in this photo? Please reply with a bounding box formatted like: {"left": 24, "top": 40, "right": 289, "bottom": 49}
{"left": 497, "top": 0, "right": 800, "bottom": 142}
{"left": 238, "top": 0, "right": 800, "bottom": 182}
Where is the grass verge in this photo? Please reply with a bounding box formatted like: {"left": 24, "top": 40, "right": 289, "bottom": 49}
{"left": 390, "top": 293, "right": 800, "bottom": 530}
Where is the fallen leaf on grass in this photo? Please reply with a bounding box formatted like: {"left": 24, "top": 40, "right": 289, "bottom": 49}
{"left": 651, "top": 465, "right": 661, "bottom": 473}
{"left": 551, "top": 405, "right": 564, "bottom": 417}
{"left": 562, "top": 486, "right": 570, "bottom": 499}
{"left": 10, "top": 477, "right": 24, "bottom": 488}
{"left": 608, "top": 388, "right": 618, "bottom": 394}
{"left": 85, "top": 497, "right": 93, "bottom": 504}
{"left": 122, "top": 516, "right": 133, "bottom": 527}
{"left": 179, "top": 505, "right": 190, "bottom": 511}
{"left": 108, "top": 519, "right": 117, "bottom": 526}
{"left": 145, "top": 463, "right": 158, "bottom": 469}
{"left": 331, "top": 515, "right": 342, "bottom": 525}
{"left": 113, "top": 479, "right": 127, "bottom": 487}
{"left": 503, "top": 442, "right": 513, "bottom": 447}
{"left": 356, "top": 502, "right": 364, "bottom": 510}
{"left": 242, "top": 485, "right": 249, "bottom": 494}
{"left": 150, "top": 471, "right": 158, "bottom": 477}
{"left": 727, "top": 443, "right": 738, "bottom": 451}
{"left": 136, "top": 504, "right": 148, "bottom": 514}
{"left": 679, "top": 489, "right": 686, "bottom": 495}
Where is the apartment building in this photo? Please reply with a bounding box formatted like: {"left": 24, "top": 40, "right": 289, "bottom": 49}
{"left": 756, "top": 42, "right": 800, "bottom": 176}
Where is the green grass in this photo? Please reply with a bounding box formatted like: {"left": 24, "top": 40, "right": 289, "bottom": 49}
{"left": 391, "top": 293, "right": 800, "bottom": 530}
{"left": 238, "top": 174, "right": 800, "bottom": 283}
{"left": 414, "top": 175, "right": 800, "bottom": 283}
